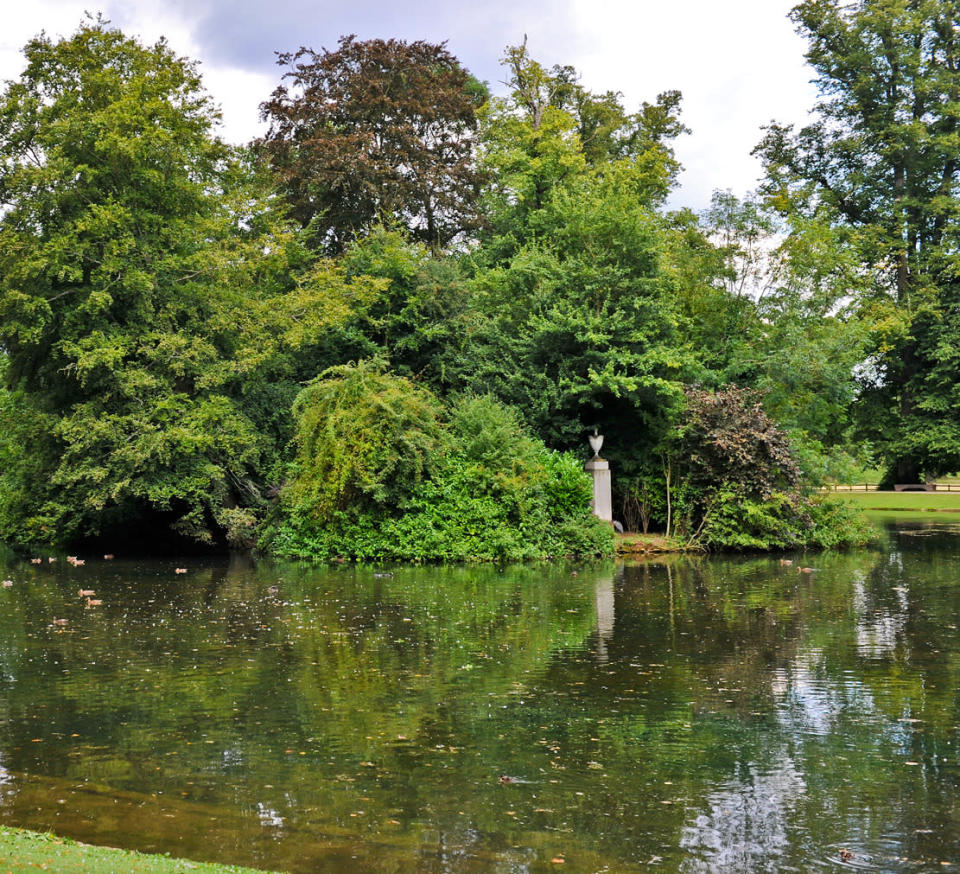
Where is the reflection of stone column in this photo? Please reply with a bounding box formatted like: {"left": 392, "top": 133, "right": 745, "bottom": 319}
{"left": 594, "top": 575, "right": 615, "bottom": 664}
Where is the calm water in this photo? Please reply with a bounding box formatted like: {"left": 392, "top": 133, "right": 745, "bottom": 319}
{"left": 1, "top": 519, "right": 960, "bottom": 872}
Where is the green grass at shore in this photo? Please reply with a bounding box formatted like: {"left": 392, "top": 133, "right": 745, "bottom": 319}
{"left": 0, "top": 827, "right": 279, "bottom": 874}
{"left": 838, "top": 491, "right": 960, "bottom": 512}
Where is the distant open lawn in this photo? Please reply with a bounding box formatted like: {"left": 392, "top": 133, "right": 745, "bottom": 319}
{"left": 838, "top": 491, "right": 960, "bottom": 512}
{"left": 0, "top": 827, "right": 278, "bottom": 873}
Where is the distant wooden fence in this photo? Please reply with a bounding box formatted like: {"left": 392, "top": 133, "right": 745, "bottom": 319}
{"left": 820, "top": 482, "right": 960, "bottom": 492}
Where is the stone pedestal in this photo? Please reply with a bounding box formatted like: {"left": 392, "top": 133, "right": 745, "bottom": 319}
{"left": 585, "top": 457, "right": 612, "bottom": 522}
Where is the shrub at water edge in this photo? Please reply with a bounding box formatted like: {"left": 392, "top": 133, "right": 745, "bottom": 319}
{"left": 262, "top": 370, "right": 613, "bottom": 561}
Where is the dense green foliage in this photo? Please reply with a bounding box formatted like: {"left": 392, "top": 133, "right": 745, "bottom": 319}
{"left": 284, "top": 359, "right": 446, "bottom": 520}
{"left": 0, "top": 22, "right": 381, "bottom": 549}
{"left": 264, "top": 374, "right": 612, "bottom": 560}
{"left": 4, "top": 13, "right": 942, "bottom": 558}
{"left": 0, "top": 21, "right": 261, "bottom": 546}
{"left": 756, "top": 0, "right": 960, "bottom": 486}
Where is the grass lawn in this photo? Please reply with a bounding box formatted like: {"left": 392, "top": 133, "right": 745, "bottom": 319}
{"left": 0, "top": 827, "right": 279, "bottom": 873}
{"left": 856, "top": 470, "right": 960, "bottom": 486}
{"left": 838, "top": 491, "right": 960, "bottom": 512}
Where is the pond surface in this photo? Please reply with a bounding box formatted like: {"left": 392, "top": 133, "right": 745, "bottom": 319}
{"left": 1, "top": 519, "right": 960, "bottom": 872}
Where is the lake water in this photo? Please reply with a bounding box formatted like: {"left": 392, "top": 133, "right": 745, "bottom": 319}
{"left": 1, "top": 518, "right": 960, "bottom": 872}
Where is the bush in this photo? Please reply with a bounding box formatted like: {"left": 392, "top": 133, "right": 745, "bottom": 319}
{"left": 285, "top": 359, "right": 446, "bottom": 520}
{"left": 695, "top": 488, "right": 809, "bottom": 551}
{"left": 667, "top": 387, "right": 873, "bottom": 551}
{"left": 806, "top": 495, "right": 877, "bottom": 548}
{"left": 690, "top": 488, "right": 875, "bottom": 552}
{"left": 264, "top": 390, "right": 613, "bottom": 562}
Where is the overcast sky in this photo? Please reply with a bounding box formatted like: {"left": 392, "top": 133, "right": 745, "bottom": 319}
{"left": 0, "top": 0, "right": 818, "bottom": 212}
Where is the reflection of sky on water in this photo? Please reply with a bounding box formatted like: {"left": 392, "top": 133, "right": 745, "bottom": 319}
{"left": 851, "top": 569, "right": 909, "bottom": 660}
{"left": 256, "top": 801, "right": 284, "bottom": 829}
{"left": 0, "top": 751, "right": 16, "bottom": 816}
{"left": 772, "top": 649, "right": 877, "bottom": 737}
{"left": 220, "top": 747, "right": 244, "bottom": 770}
{"left": 680, "top": 757, "right": 806, "bottom": 873}
{"left": 888, "top": 550, "right": 905, "bottom": 575}
{"left": 680, "top": 554, "right": 928, "bottom": 873}
{"left": 680, "top": 648, "right": 878, "bottom": 870}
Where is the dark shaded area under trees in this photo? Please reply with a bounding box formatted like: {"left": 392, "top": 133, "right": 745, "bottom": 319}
{"left": 3, "top": 4, "right": 953, "bottom": 558}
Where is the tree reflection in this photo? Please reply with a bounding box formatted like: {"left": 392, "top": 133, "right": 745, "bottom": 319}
{"left": 0, "top": 536, "right": 959, "bottom": 871}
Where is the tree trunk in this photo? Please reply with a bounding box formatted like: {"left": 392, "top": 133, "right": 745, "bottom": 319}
{"left": 663, "top": 456, "right": 672, "bottom": 538}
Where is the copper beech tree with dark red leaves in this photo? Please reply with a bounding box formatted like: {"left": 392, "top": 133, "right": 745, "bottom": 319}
{"left": 679, "top": 387, "right": 802, "bottom": 501}
{"left": 669, "top": 388, "right": 866, "bottom": 551}
{"left": 259, "top": 35, "right": 487, "bottom": 253}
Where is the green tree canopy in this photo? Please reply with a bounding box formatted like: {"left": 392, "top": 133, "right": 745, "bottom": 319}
{"left": 456, "top": 45, "right": 698, "bottom": 491}
{"left": 756, "top": 0, "right": 960, "bottom": 483}
{"left": 0, "top": 20, "right": 376, "bottom": 547}
{"left": 476, "top": 41, "right": 686, "bottom": 260}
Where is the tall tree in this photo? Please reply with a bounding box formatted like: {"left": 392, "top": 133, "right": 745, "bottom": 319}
{"left": 260, "top": 35, "right": 487, "bottom": 253}
{"left": 756, "top": 0, "right": 960, "bottom": 483}
{"left": 458, "top": 44, "right": 699, "bottom": 504}
{"left": 463, "top": 163, "right": 698, "bottom": 482}
{"left": 478, "top": 41, "right": 686, "bottom": 256}
{"left": 0, "top": 20, "right": 376, "bottom": 547}
{"left": 698, "top": 192, "right": 870, "bottom": 480}
{"left": 0, "top": 20, "right": 254, "bottom": 546}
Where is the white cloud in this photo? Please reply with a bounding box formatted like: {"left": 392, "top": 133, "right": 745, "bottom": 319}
{"left": 0, "top": 0, "right": 273, "bottom": 144}
{"left": 0, "top": 0, "right": 819, "bottom": 208}
{"left": 566, "top": 0, "right": 818, "bottom": 209}
{"left": 202, "top": 65, "right": 273, "bottom": 143}
{"left": 0, "top": 0, "right": 89, "bottom": 79}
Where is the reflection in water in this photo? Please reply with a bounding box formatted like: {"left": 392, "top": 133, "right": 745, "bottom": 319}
{"left": 852, "top": 569, "right": 908, "bottom": 659}
{"left": 257, "top": 803, "right": 284, "bottom": 830}
{"left": 680, "top": 757, "right": 806, "bottom": 873}
{"left": 772, "top": 648, "right": 878, "bottom": 737}
{"left": 0, "top": 522, "right": 958, "bottom": 871}
{"left": 0, "top": 752, "right": 11, "bottom": 788}
{"left": 594, "top": 573, "right": 616, "bottom": 663}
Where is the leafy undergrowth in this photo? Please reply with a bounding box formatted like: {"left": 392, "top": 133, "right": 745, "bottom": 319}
{"left": 265, "top": 388, "right": 615, "bottom": 562}
{"left": 614, "top": 495, "right": 877, "bottom": 554}
{"left": 0, "top": 826, "right": 278, "bottom": 873}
